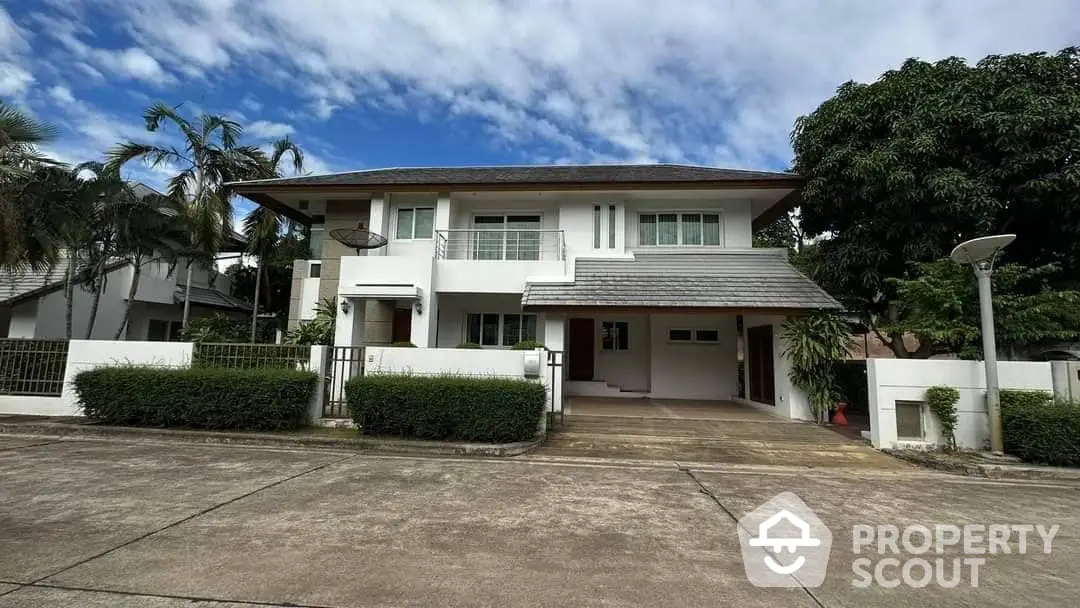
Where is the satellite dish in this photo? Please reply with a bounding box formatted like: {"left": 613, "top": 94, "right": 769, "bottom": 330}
{"left": 329, "top": 222, "right": 388, "bottom": 255}
{"left": 950, "top": 234, "right": 1016, "bottom": 266}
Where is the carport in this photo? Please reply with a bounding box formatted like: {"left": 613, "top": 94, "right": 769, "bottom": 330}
{"left": 523, "top": 250, "right": 842, "bottom": 422}
{"left": 537, "top": 396, "right": 905, "bottom": 468}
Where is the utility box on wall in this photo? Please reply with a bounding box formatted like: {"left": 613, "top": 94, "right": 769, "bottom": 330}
{"left": 523, "top": 350, "right": 542, "bottom": 378}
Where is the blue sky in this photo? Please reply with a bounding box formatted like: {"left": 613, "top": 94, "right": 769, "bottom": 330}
{"left": 3, "top": 0, "right": 1080, "bottom": 220}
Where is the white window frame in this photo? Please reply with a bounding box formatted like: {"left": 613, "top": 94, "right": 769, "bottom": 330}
{"left": 464, "top": 312, "right": 538, "bottom": 347}
{"left": 395, "top": 206, "right": 435, "bottom": 240}
{"left": 668, "top": 328, "right": 721, "bottom": 344}
{"left": 637, "top": 211, "right": 723, "bottom": 247}
{"left": 470, "top": 212, "right": 544, "bottom": 260}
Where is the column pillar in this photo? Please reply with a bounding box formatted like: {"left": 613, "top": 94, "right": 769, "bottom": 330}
{"left": 543, "top": 313, "right": 566, "bottom": 412}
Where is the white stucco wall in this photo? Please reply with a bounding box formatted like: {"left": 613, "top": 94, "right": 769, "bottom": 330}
{"left": 435, "top": 294, "right": 541, "bottom": 348}
{"left": 741, "top": 314, "right": 813, "bottom": 421}
{"left": 649, "top": 314, "right": 739, "bottom": 399}
{"left": 866, "top": 359, "right": 1054, "bottom": 450}
{"left": 364, "top": 346, "right": 529, "bottom": 378}
{"left": 23, "top": 268, "right": 133, "bottom": 340}
{"left": 298, "top": 277, "right": 320, "bottom": 321}
{"left": 592, "top": 314, "right": 651, "bottom": 392}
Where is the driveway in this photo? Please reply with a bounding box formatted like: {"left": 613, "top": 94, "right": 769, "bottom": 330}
{"left": 1, "top": 435, "right": 1076, "bottom": 606}
{"left": 538, "top": 397, "right": 905, "bottom": 469}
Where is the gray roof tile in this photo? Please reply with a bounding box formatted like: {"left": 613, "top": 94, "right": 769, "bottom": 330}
{"left": 522, "top": 250, "right": 840, "bottom": 310}
{"left": 230, "top": 164, "right": 800, "bottom": 189}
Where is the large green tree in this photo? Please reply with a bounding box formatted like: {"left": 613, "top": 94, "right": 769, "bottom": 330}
{"left": 793, "top": 48, "right": 1080, "bottom": 357}
{"left": 886, "top": 260, "right": 1080, "bottom": 359}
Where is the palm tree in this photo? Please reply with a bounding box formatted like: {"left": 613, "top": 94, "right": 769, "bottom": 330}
{"left": 0, "top": 101, "right": 63, "bottom": 271}
{"left": 243, "top": 137, "right": 305, "bottom": 341}
{"left": 104, "top": 102, "right": 272, "bottom": 328}
{"left": 111, "top": 191, "right": 189, "bottom": 339}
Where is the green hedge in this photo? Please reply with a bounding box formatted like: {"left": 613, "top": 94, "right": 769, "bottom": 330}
{"left": 75, "top": 367, "right": 318, "bottom": 431}
{"left": 346, "top": 374, "right": 546, "bottom": 443}
{"left": 1001, "top": 389, "right": 1080, "bottom": 466}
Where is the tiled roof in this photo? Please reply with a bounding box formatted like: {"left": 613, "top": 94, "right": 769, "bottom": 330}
{"left": 229, "top": 164, "right": 800, "bottom": 188}
{"left": 522, "top": 250, "right": 840, "bottom": 310}
{"left": 0, "top": 259, "right": 75, "bottom": 305}
{"left": 175, "top": 284, "right": 252, "bottom": 311}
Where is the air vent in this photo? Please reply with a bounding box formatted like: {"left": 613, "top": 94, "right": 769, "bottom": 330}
{"left": 298, "top": 200, "right": 310, "bottom": 210}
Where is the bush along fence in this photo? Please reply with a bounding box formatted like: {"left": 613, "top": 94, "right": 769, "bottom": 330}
{"left": 1001, "top": 389, "right": 1080, "bottom": 467}
{"left": 75, "top": 367, "right": 318, "bottom": 431}
{"left": 346, "top": 374, "right": 546, "bottom": 443}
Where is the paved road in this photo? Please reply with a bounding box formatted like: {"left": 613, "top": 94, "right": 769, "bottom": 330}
{"left": 0, "top": 435, "right": 1076, "bottom": 607}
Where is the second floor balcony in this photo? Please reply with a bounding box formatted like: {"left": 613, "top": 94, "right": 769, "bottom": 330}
{"left": 435, "top": 229, "right": 565, "bottom": 261}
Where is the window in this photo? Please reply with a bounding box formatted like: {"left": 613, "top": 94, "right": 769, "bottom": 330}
{"left": 895, "top": 401, "right": 925, "bottom": 439}
{"left": 668, "top": 328, "right": 693, "bottom": 342}
{"left": 396, "top": 207, "right": 435, "bottom": 239}
{"left": 601, "top": 321, "right": 629, "bottom": 351}
{"left": 309, "top": 262, "right": 321, "bottom": 278}
{"left": 472, "top": 215, "right": 542, "bottom": 260}
{"left": 309, "top": 226, "right": 325, "bottom": 259}
{"left": 668, "top": 328, "right": 720, "bottom": 343}
{"left": 608, "top": 204, "right": 616, "bottom": 249}
{"left": 593, "top": 205, "right": 602, "bottom": 249}
{"left": 147, "top": 320, "right": 184, "bottom": 342}
{"left": 695, "top": 329, "right": 720, "bottom": 343}
{"left": 638, "top": 213, "right": 721, "bottom": 246}
{"left": 465, "top": 313, "right": 538, "bottom": 346}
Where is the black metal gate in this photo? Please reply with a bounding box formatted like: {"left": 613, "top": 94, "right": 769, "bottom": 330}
{"left": 547, "top": 349, "right": 564, "bottom": 427}
{"left": 323, "top": 346, "right": 365, "bottom": 418}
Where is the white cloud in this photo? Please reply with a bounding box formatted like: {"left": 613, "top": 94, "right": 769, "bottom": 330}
{"left": 94, "top": 47, "right": 172, "bottom": 84}
{"left": 0, "top": 6, "right": 29, "bottom": 56}
{"left": 246, "top": 119, "right": 294, "bottom": 139}
{"left": 0, "top": 62, "right": 33, "bottom": 96}
{"left": 27, "top": 0, "right": 1080, "bottom": 167}
{"left": 48, "top": 84, "right": 75, "bottom": 104}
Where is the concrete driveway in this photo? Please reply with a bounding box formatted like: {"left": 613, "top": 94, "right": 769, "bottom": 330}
{"left": 1, "top": 435, "right": 1077, "bottom": 607}
{"left": 539, "top": 397, "right": 905, "bottom": 469}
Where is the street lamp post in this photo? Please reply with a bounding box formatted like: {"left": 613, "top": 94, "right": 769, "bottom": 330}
{"left": 950, "top": 234, "right": 1016, "bottom": 454}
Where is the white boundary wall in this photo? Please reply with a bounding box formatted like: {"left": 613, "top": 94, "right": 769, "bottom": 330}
{"left": 1, "top": 341, "right": 329, "bottom": 421}
{"left": 867, "top": 358, "right": 1053, "bottom": 450}
{"left": 0, "top": 340, "right": 194, "bottom": 417}
{"left": 363, "top": 346, "right": 559, "bottom": 412}
{"left": 365, "top": 346, "right": 528, "bottom": 378}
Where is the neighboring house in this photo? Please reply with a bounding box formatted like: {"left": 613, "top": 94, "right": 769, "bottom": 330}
{"left": 0, "top": 184, "right": 250, "bottom": 341}
{"left": 0, "top": 253, "right": 250, "bottom": 341}
{"left": 231, "top": 164, "right": 840, "bottom": 420}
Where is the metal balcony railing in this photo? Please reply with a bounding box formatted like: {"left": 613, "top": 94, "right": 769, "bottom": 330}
{"left": 435, "top": 229, "right": 565, "bottom": 261}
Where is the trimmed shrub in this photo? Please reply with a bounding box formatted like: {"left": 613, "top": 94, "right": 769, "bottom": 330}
{"left": 1001, "top": 389, "right": 1080, "bottom": 466}
{"left": 510, "top": 340, "right": 545, "bottom": 350}
{"left": 346, "top": 374, "right": 546, "bottom": 443}
{"left": 390, "top": 341, "right": 417, "bottom": 347}
{"left": 456, "top": 343, "right": 483, "bottom": 349}
{"left": 75, "top": 367, "right": 318, "bottom": 431}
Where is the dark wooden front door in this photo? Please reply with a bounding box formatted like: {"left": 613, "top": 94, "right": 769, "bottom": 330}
{"left": 567, "top": 318, "right": 595, "bottom": 381}
{"left": 392, "top": 308, "right": 412, "bottom": 343}
{"left": 747, "top": 325, "right": 776, "bottom": 405}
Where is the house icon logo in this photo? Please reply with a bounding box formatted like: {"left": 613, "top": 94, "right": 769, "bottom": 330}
{"left": 737, "top": 492, "right": 832, "bottom": 588}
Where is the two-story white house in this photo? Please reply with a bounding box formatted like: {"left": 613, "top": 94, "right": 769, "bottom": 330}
{"left": 231, "top": 164, "right": 840, "bottom": 420}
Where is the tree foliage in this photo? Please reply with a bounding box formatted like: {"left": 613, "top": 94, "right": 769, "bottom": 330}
{"left": 782, "top": 312, "right": 853, "bottom": 424}
{"left": 886, "top": 260, "right": 1080, "bottom": 359}
{"left": 793, "top": 48, "right": 1080, "bottom": 356}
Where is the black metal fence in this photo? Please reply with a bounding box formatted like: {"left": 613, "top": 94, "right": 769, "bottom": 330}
{"left": 192, "top": 343, "right": 312, "bottom": 370}
{"left": 324, "top": 346, "right": 365, "bottom": 418}
{"left": 0, "top": 339, "right": 70, "bottom": 397}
